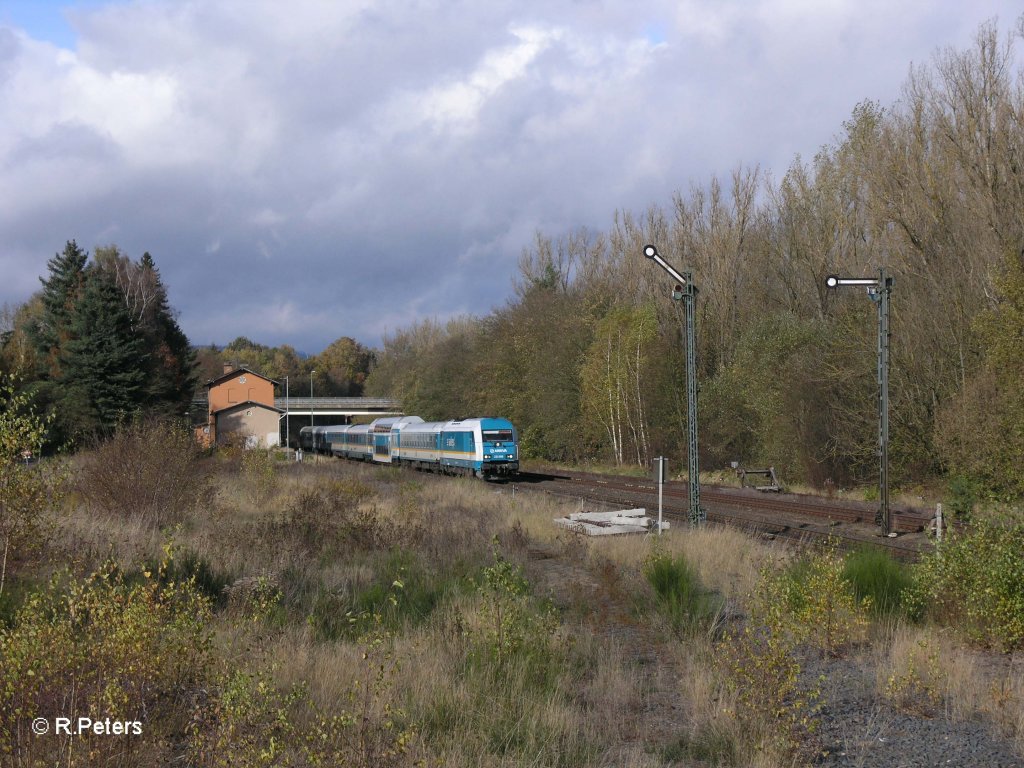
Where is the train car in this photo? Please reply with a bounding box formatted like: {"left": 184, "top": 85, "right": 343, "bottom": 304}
{"left": 298, "top": 425, "right": 332, "bottom": 454}
{"left": 298, "top": 425, "right": 314, "bottom": 452}
{"left": 368, "top": 416, "right": 424, "bottom": 463}
{"left": 330, "top": 423, "right": 374, "bottom": 461}
{"left": 313, "top": 425, "right": 331, "bottom": 453}
{"left": 322, "top": 425, "right": 350, "bottom": 455}
{"left": 302, "top": 418, "right": 422, "bottom": 462}
{"left": 394, "top": 420, "right": 444, "bottom": 471}
{"left": 395, "top": 417, "right": 518, "bottom": 479}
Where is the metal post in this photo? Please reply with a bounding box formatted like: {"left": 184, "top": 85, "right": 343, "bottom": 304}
{"left": 643, "top": 244, "right": 703, "bottom": 527}
{"left": 310, "top": 370, "right": 315, "bottom": 429}
{"left": 285, "top": 376, "right": 289, "bottom": 448}
{"left": 654, "top": 456, "right": 667, "bottom": 535}
{"left": 683, "top": 274, "right": 703, "bottom": 526}
{"left": 876, "top": 268, "right": 892, "bottom": 535}
{"left": 658, "top": 475, "right": 663, "bottom": 535}
{"left": 825, "top": 269, "right": 895, "bottom": 536}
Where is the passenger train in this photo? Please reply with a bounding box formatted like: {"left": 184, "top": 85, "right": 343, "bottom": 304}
{"left": 298, "top": 416, "right": 519, "bottom": 480}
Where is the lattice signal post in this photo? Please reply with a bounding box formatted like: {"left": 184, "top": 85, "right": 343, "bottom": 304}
{"left": 643, "top": 244, "right": 704, "bottom": 526}
{"left": 825, "top": 269, "right": 895, "bottom": 536}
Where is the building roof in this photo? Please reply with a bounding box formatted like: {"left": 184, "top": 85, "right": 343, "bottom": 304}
{"left": 214, "top": 400, "right": 284, "bottom": 416}
{"left": 206, "top": 366, "right": 280, "bottom": 388}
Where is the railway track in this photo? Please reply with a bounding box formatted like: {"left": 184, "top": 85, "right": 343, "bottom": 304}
{"left": 514, "top": 469, "right": 937, "bottom": 559}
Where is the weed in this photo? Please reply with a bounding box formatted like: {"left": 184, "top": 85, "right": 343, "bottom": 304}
{"left": 717, "top": 560, "right": 824, "bottom": 763}
{"left": 307, "top": 551, "right": 460, "bottom": 641}
{"left": 190, "top": 632, "right": 420, "bottom": 768}
{"left": 1, "top": 377, "right": 65, "bottom": 598}
{"left": 471, "top": 542, "right": 558, "bottom": 670}
{"left": 884, "top": 635, "right": 943, "bottom": 715}
{"left": 946, "top": 474, "right": 983, "bottom": 519}
{"left": 663, "top": 723, "right": 738, "bottom": 764}
{"left": 142, "top": 547, "right": 233, "bottom": 606}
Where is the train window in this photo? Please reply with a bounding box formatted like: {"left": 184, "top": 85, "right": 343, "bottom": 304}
{"left": 483, "top": 430, "right": 513, "bottom": 442}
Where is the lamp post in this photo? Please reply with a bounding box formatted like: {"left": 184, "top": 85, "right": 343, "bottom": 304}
{"left": 310, "top": 370, "right": 315, "bottom": 429}
{"left": 643, "top": 244, "right": 704, "bottom": 526}
{"left": 825, "top": 269, "right": 894, "bottom": 536}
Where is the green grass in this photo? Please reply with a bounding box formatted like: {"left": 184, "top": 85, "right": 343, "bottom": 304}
{"left": 643, "top": 551, "right": 722, "bottom": 637}
{"left": 308, "top": 550, "right": 466, "bottom": 641}
{"left": 136, "top": 548, "right": 234, "bottom": 607}
{"left": 842, "top": 545, "right": 911, "bottom": 615}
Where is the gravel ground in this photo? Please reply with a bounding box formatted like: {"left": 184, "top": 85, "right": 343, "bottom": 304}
{"left": 808, "top": 653, "right": 1024, "bottom": 767}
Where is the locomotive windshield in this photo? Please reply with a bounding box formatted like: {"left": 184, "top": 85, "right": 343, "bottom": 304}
{"left": 482, "top": 430, "right": 514, "bottom": 442}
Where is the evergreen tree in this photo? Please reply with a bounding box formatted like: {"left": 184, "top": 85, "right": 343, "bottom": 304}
{"left": 92, "top": 247, "right": 196, "bottom": 417}
{"left": 31, "top": 240, "right": 88, "bottom": 378}
{"left": 58, "top": 269, "right": 148, "bottom": 436}
{"left": 134, "top": 252, "right": 196, "bottom": 415}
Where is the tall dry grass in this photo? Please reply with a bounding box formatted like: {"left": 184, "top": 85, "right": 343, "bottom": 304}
{"left": 878, "top": 622, "right": 1024, "bottom": 743}
{"left": 31, "top": 440, "right": 1024, "bottom": 767}
{"left": 584, "top": 522, "right": 783, "bottom": 600}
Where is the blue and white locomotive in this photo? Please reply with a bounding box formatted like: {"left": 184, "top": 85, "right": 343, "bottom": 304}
{"left": 299, "top": 416, "right": 519, "bottom": 480}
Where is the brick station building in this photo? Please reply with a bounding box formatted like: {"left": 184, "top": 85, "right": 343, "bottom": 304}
{"left": 195, "top": 364, "right": 282, "bottom": 448}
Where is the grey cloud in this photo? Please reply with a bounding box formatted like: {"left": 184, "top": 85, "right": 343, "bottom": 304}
{"left": 1, "top": 0, "right": 1020, "bottom": 352}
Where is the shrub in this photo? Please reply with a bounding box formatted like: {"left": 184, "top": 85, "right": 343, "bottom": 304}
{"left": 779, "top": 544, "right": 872, "bottom": 656}
{"left": 716, "top": 546, "right": 870, "bottom": 762}
{"left": 947, "top": 474, "right": 984, "bottom": 519}
{"left": 0, "top": 546, "right": 213, "bottom": 765}
{"left": 471, "top": 545, "right": 558, "bottom": 671}
{"left": 882, "top": 633, "right": 944, "bottom": 715}
{"left": 77, "top": 418, "right": 214, "bottom": 527}
{"left": 905, "top": 516, "right": 1024, "bottom": 650}
{"left": 1, "top": 377, "right": 65, "bottom": 598}
{"left": 717, "top": 562, "right": 822, "bottom": 763}
{"left": 144, "top": 548, "right": 233, "bottom": 606}
{"left": 278, "top": 478, "right": 379, "bottom": 555}
{"left": 190, "top": 618, "right": 420, "bottom": 768}
{"left": 843, "top": 545, "right": 911, "bottom": 615}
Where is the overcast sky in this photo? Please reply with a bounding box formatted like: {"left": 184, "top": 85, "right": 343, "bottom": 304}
{"left": 0, "top": 1, "right": 1019, "bottom": 353}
